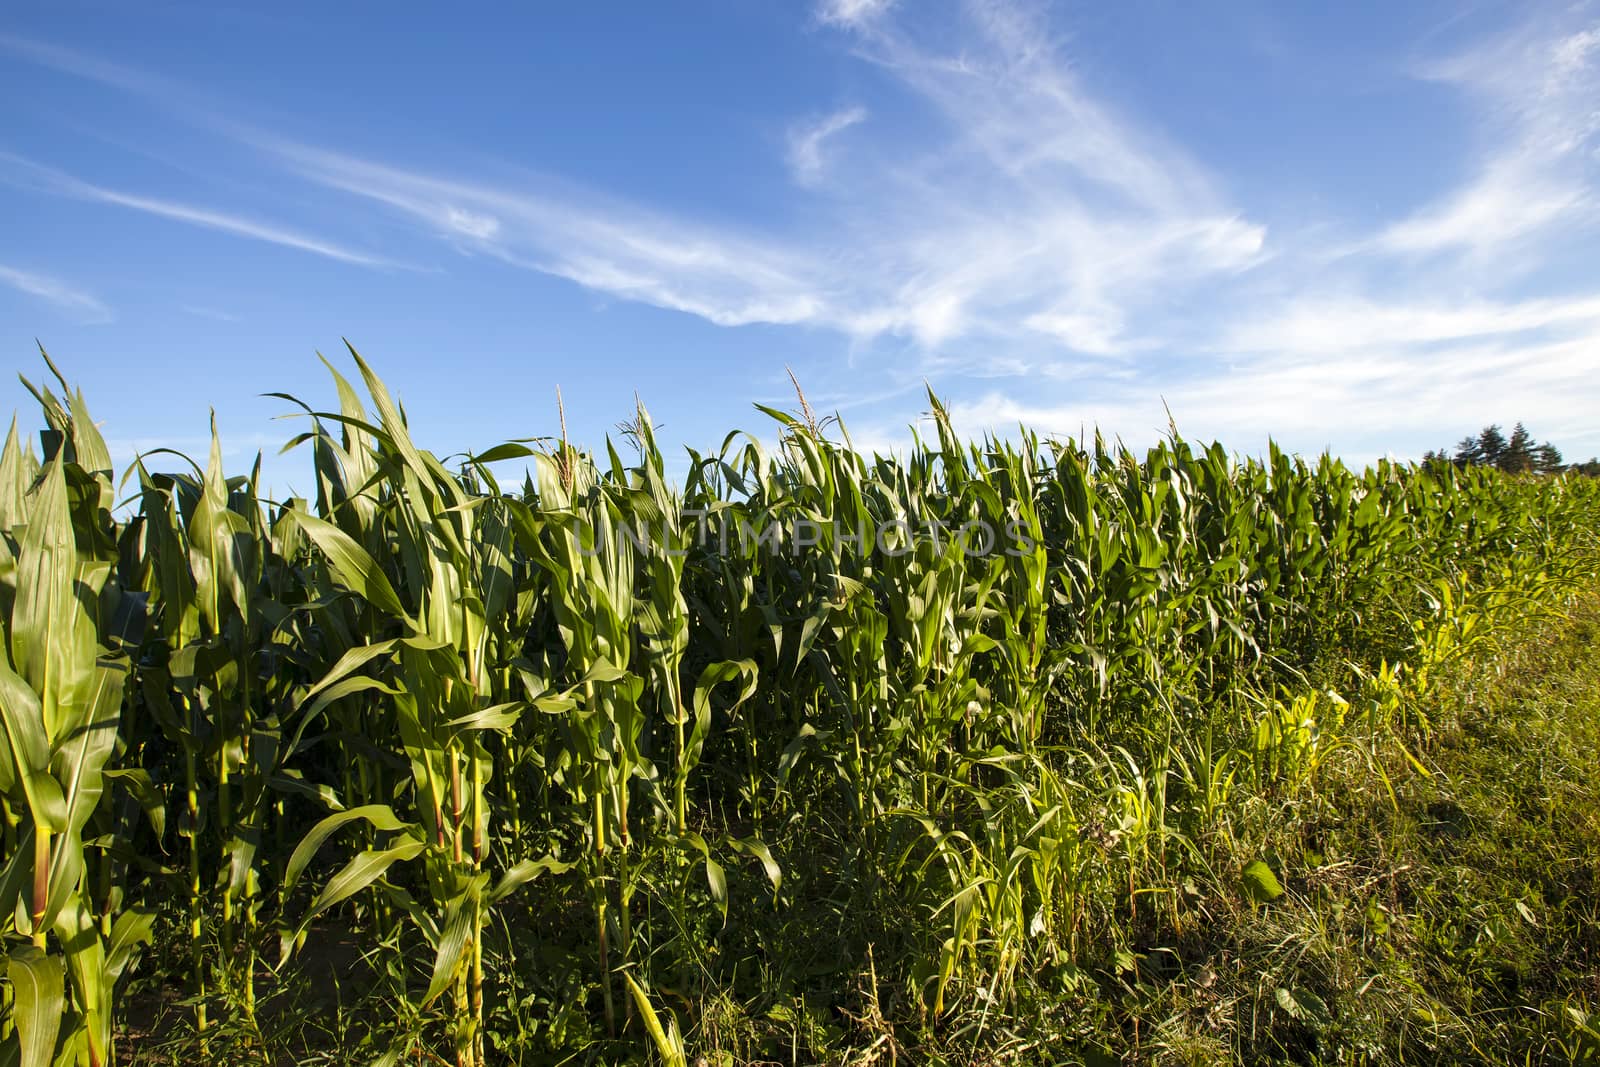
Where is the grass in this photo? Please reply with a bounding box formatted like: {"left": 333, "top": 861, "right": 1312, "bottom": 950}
{"left": 1280, "top": 589, "right": 1600, "bottom": 1064}
{"left": 864, "top": 589, "right": 1600, "bottom": 1067}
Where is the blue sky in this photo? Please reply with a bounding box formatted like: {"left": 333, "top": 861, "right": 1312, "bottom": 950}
{"left": 4, "top": 0, "right": 1599, "bottom": 491}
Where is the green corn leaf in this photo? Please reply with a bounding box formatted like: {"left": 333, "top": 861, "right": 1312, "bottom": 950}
{"left": 623, "top": 973, "right": 687, "bottom": 1067}
{"left": 487, "top": 855, "right": 574, "bottom": 905}
{"left": 287, "top": 675, "right": 401, "bottom": 757}
{"left": 705, "top": 858, "right": 728, "bottom": 911}
{"left": 9, "top": 455, "right": 73, "bottom": 727}
{"left": 0, "top": 416, "right": 31, "bottom": 532}
{"left": 306, "top": 839, "right": 425, "bottom": 921}
{"left": 0, "top": 659, "right": 67, "bottom": 832}
{"left": 0, "top": 829, "right": 37, "bottom": 920}
{"left": 38, "top": 833, "right": 86, "bottom": 935}
{"left": 469, "top": 442, "right": 540, "bottom": 465}
{"left": 103, "top": 768, "right": 165, "bottom": 838}
{"left": 676, "top": 832, "right": 728, "bottom": 918}
{"left": 6, "top": 946, "right": 64, "bottom": 1067}
{"left": 729, "top": 835, "right": 783, "bottom": 892}
{"left": 105, "top": 906, "right": 156, "bottom": 982}
{"left": 266, "top": 771, "right": 345, "bottom": 812}
{"left": 776, "top": 723, "right": 828, "bottom": 789}
{"left": 422, "top": 881, "right": 485, "bottom": 1006}
{"left": 687, "top": 659, "right": 758, "bottom": 780}
{"left": 52, "top": 893, "right": 111, "bottom": 1065}
{"left": 578, "top": 659, "right": 630, "bottom": 686}
{"left": 292, "top": 511, "right": 412, "bottom": 623}
{"left": 46, "top": 353, "right": 112, "bottom": 482}
{"left": 301, "top": 641, "right": 401, "bottom": 704}
{"left": 52, "top": 654, "right": 125, "bottom": 833}
{"left": 444, "top": 701, "right": 527, "bottom": 734}
{"left": 286, "top": 805, "right": 411, "bottom": 890}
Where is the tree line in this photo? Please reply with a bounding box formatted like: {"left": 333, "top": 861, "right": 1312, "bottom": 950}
{"left": 1423, "top": 422, "right": 1600, "bottom": 476}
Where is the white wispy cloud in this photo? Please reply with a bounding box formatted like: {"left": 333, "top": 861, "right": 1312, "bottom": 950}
{"left": 947, "top": 316, "right": 1600, "bottom": 465}
{"left": 1376, "top": 20, "right": 1600, "bottom": 257}
{"left": 787, "top": 105, "right": 867, "bottom": 186}
{"left": 263, "top": 142, "right": 830, "bottom": 326}
{"left": 0, "top": 263, "right": 112, "bottom": 322}
{"left": 1377, "top": 163, "right": 1585, "bottom": 257}
{"left": 847, "top": 0, "right": 1222, "bottom": 216}
{"left": 0, "top": 153, "right": 405, "bottom": 268}
{"left": 1219, "top": 292, "right": 1600, "bottom": 355}
{"left": 83, "top": 185, "right": 403, "bottom": 267}
{"left": 237, "top": 0, "right": 1264, "bottom": 364}
{"left": 816, "top": 0, "right": 896, "bottom": 29}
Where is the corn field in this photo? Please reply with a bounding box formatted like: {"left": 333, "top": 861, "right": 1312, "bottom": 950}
{"left": 0, "top": 347, "right": 1597, "bottom": 1066}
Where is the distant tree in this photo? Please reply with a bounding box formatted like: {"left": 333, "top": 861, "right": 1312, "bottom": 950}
{"left": 1475, "top": 424, "right": 1508, "bottom": 468}
{"left": 1534, "top": 441, "right": 1565, "bottom": 475}
{"left": 1436, "top": 422, "right": 1578, "bottom": 475}
{"left": 1501, "top": 422, "right": 1534, "bottom": 473}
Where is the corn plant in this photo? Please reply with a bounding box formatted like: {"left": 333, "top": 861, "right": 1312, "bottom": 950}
{"left": 0, "top": 365, "right": 150, "bottom": 1067}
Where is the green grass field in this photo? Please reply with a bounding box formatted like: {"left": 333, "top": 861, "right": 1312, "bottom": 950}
{"left": 0, "top": 349, "right": 1596, "bottom": 1066}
